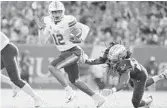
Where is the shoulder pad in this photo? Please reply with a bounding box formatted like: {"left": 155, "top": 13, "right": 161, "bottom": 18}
{"left": 65, "top": 15, "right": 77, "bottom": 27}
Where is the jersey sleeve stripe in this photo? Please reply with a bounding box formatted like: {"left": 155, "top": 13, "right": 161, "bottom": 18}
{"left": 69, "top": 20, "right": 77, "bottom": 27}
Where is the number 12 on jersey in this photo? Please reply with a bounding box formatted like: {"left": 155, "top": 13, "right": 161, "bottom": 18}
{"left": 52, "top": 34, "right": 65, "bottom": 45}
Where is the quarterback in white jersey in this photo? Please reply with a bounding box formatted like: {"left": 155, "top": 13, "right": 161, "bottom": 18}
{"left": 36, "top": 1, "right": 105, "bottom": 107}
{"left": 0, "top": 32, "right": 45, "bottom": 107}
{"left": 43, "top": 15, "right": 89, "bottom": 51}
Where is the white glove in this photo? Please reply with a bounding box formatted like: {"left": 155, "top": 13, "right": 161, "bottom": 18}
{"left": 80, "top": 50, "right": 89, "bottom": 63}
{"left": 34, "top": 16, "right": 45, "bottom": 30}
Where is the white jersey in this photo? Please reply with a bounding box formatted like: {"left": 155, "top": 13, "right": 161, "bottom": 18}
{"left": 0, "top": 32, "right": 9, "bottom": 51}
{"left": 44, "top": 15, "right": 89, "bottom": 52}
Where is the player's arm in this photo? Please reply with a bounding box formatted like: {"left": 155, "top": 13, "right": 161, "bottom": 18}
{"left": 85, "top": 57, "right": 107, "bottom": 65}
{"left": 38, "top": 27, "right": 50, "bottom": 44}
{"left": 35, "top": 16, "right": 50, "bottom": 44}
{"left": 80, "top": 51, "right": 107, "bottom": 65}
{"left": 85, "top": 47, "right": 109, "bottom": 65}
{"left": 101, "top": 69, "right": 131, "bottom": 96}
{"left": 68, "top": 16, "right": 89, "bottom": 43}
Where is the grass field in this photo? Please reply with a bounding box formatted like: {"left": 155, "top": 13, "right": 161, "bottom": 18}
{"left": 0, "top": 89, "right": 167, "bottom": 108}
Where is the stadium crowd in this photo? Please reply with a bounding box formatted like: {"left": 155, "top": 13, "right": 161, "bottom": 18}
{"left": 1, "top": 1, "right": 167, "bottom": 45}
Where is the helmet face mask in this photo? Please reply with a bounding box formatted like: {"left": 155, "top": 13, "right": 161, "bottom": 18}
{"left": 49, "top": 1, "right": 65, "bottom": 22}
{"left": 50, "top": 10, "right": 63, "bottom": 22}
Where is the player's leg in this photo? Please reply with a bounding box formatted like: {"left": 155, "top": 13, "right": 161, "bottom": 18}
{"left": 65, "top": 47, "right": 96, "bottom": 96}
{"left": 64, "top": 62, "right": 95, "bottom": 96}
{"left": 1, "top": 73, "right": 12, "bottom": 85}
{"left": 131, "top": 73, "right": 152, "bottom": 108}
{"left": 1, "top": 60, "right": 19, "bottom": 97}
{"left": 56, "top": 46, "right": 105, "bottom": 107}
{"left": 1, "top": 61, "right": 12, "bottom": 85}
{"left": 94, "top": 78, "right": 105, "bottom": 90}
{"left": 64, "top": 60, "right": 105, "bottom": 107}
{"left": 145, "top": 70, "right": 167, "bottom": 87}
{"left": 0, "top": 73, "right": 20, "bottom": 97}
{"left": 48, "top": 57, "right": 69, "bottom": 88}
{"left": 1, "top": 43, "right": 44, "bottom": 107}
{"left": 1, "top": 59, "right": 5, "bottom": 70}
{"left": 48, "top": 53, "right": 77, "bottom": 103}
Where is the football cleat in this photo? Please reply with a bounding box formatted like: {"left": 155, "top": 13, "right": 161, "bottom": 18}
{"left": 34, "top": 97, "right": 46, "bottom": 108}
{"left": 95, "top": 97, "right": 105, "bottom": 108}
{"left": 65, "top": 90, "right": 76, "bottom": 103}
{"left": 11, "top": 83, "right": 20, "bottom": 97}
{"left": 93, "top": 94, "right": 105, "bottom": 108}
{"left": 96, "top": 99, "right": 105, "bottom": 108}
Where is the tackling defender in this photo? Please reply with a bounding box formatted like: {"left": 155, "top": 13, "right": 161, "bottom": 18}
{"left": 36, "top": 1, "right": 105, "bottom": 107}
{"left": 101, "top": 58, "right": 167, "bottom": 108}
{"left": 82, "top": 42, "right": 167, "bottom": 108}
{"left": 0, "top": 32, "right": 44, "bottom": 107}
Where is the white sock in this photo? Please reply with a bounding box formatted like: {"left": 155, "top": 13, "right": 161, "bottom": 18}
{"left": 152, "top": 75, "right": 164, "bottom": 82}
{"left": 1, "top": 74, "right": 12, "bottom": 85}
{"left": 22, "top": 83, "right": 40, "bottom": 100}
{"left": 64, "top": 86, "right": 72, "bottom": 91}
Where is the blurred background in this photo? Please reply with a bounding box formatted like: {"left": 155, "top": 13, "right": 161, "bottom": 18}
{"left": 1, "top": 1, "right": 167, "bottom": 91}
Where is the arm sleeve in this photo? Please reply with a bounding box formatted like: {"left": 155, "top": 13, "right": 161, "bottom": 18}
{"left": 85, "top": 57, "right": 107, "bottom": 65}
{"left": 102, "top": 46, "right": 110, "bottom": 58}
{"left": 85, "top": 48, "right": 109, "bottom": 65}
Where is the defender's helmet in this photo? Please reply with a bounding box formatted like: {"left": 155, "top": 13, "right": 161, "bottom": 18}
{"left": 107, "top": 44, "right": 128, "bottom": 63}
{"left": 48, "top": 1, "right": 65, "bottom": 22}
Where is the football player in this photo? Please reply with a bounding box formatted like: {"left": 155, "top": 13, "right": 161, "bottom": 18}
{"left": 82, "top": 42, "right": 167, "bottom": 108}
{"left": 0, "top": 32, "right": 44, "bottom": 107}
{"left": 36, "top": 1, "right": 105, "bottom": 107}
{"left": 81, "top": 42, "right": 132, "bottom": 67}
{"left": 101, "top": 58, "right": 167, "bottom": 108}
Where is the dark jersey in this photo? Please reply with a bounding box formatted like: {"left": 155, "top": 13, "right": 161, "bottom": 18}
{"left": 115, "top": 58, "right": 148, "bottom": 80}
{"left": 85, "top": 42, "right": 131, "bottom": 66}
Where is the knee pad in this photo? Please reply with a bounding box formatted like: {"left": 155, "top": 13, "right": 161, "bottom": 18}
{"left": 11, "top": 79, "right": 25, "bottom": 88}
{"left": 132, "top": 98, "right": 140, "bottom": 108}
